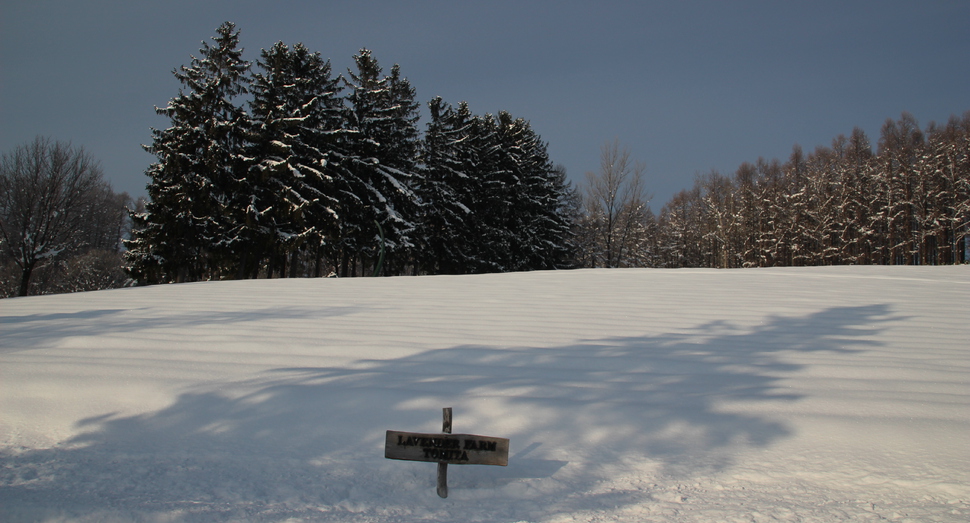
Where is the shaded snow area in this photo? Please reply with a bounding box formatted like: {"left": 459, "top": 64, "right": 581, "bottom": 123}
{"left": 1, "top": 267, "right": 968, "bottom": 522}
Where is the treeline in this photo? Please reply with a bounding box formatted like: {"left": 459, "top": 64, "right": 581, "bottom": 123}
{"left": 576, "top": 113, "right": 970, "bottom": 268}
{"left": 125, "top": 22, "right": 573, "bottom": 283}
{"left": 5, "top": 24, "right": 967, "bottom": 298}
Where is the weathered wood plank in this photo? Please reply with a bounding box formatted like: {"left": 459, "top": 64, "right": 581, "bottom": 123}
{"left": 437, "top": 408, "right": 452, "bottom": 498}
{"left": 385, "top": 430, "right": 510, "bottom": 466}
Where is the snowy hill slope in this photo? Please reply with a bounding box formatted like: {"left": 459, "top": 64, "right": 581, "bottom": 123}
{"left": 1, "top": 267, "right": 968, "bottom": 522}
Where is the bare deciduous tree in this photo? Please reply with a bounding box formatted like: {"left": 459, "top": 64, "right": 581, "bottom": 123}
{"left": 579, "top": 139, "right": 652, "bottom": 267}
{"left": 0, "top": 137, "right": 120, "bottom": 296}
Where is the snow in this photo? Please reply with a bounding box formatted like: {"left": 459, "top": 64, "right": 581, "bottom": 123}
{"left": 1, "top": 266, "right": 968, "bottom": 522}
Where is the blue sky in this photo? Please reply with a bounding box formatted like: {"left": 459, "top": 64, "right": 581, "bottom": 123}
{"left": 2, "top": 1, "right": 968, "bottom": 208}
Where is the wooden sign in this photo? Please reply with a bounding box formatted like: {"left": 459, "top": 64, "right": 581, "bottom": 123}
{"left": 385, "top": 431, "right": 509, "bottom": 466}
{"left": 385, "top": 407, "right": 509, "bottom": 498}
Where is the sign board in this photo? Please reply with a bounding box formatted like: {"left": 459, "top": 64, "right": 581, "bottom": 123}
{"left": 385, "top": 430, "right": 509, "bottom": 466}
{"left": 385, "top": 407, "right": 509, "bottom": 498}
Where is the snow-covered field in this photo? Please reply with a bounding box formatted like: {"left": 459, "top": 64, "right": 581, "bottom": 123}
{"left": 1, "top": 267, "right": 968, "bottom": 522}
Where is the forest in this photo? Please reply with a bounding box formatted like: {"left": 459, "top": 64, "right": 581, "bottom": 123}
{"left": 2, "top": 22, "right": 968, "bottom": 297}
{"left": 580, "top": 113, "right": 970, "bottom": 269}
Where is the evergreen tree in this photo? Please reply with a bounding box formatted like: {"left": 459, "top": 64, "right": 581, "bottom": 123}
{"left": 340, "top": 49, "right": 421, "bottom": 276}
{"left": 469, "top": 112, "right": 515, "bottom": 272}
{"left": 247, "top": 41, "right": 345, "bottom": 278}
{"left": 476, "top": 111, "right": 574, "bottom": 272}
{"left": 511, "top": 118, "right": 575, "bottom": 270}
{"left": 416, "top": 97, "right": 480, "bottom": 274}
{"left": 126, "top": 22, "right": 251, "bottom": 283}
{"left": 419, "top": 103, "right": 574, "bottom": 274}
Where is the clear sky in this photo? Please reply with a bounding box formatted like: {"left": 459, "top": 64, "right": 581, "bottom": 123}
{"left": 2, "top": 0, "right": 968, "bottom": 209}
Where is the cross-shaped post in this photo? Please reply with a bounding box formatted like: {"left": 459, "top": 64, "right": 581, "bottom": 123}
{"left": 385, "top": 407, "right": 509, "bottom": 499}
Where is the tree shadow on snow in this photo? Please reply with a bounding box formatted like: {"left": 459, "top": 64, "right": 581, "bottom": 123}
{"left": 0, "top": 303, "right": 900, "bottom": 521}
{"left": 0, "top": 305, "right": 359, "bottom": 354}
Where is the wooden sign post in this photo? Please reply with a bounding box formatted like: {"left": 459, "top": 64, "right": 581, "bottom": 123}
{"left": 385, "top": 407, "right": 509, "bottom": 498}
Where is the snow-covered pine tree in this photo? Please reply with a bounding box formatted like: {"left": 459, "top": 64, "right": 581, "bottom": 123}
{"left": 247, "top": 41, "right": 345, "bottom": 278}
{"left": 416, "top": 97, "right": 483, "bottom": 274}
{"left": 509, "top": 117, "right": 575, "bottom": 270}
{"left": 472, "top": 111, "right": 574, "bottom": 272}
{"left": 340, "top": 49, "right": 421, "bottom": 276}
{"left": 463, "top": 112, "right": 510, "bottom": 272}
{"left": 126, "top": 22, "right": 251, "bottom": 283}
